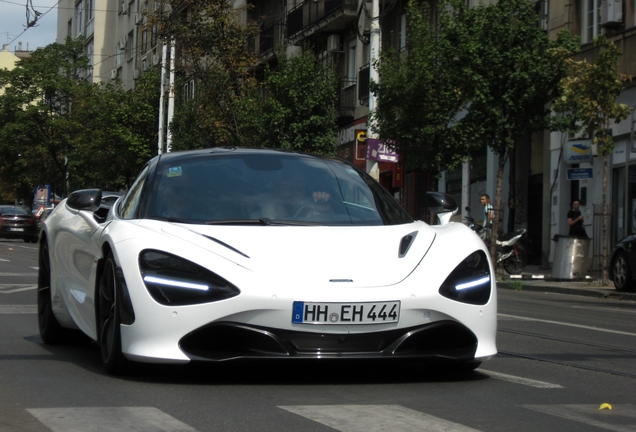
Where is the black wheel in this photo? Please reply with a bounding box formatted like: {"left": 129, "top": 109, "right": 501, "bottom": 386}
{"left": 612, "top": 251, "right": 635, "bottom": 292}
{"left": 503, "top": 244, "right": 527, "bottom": 275}
{"left": 97, "top": 253, "right": 129, "bottom": 374}
{"left": 37, "top": 240, "right": 69, "bottom": 344}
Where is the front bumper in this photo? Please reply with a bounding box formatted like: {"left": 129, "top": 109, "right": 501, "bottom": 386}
{"left": 179, "top": 320, "right": 477, "bottom": 362}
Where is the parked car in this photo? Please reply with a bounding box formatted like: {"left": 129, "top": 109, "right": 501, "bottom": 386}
{"left": 0, "top": 205, "right": 38, "bottom": 243}
{"left": 39, "top": 148, "right": 497, "bottom": 375}
{"left": 610, "top": 235, "right": 636, "bottom": 292}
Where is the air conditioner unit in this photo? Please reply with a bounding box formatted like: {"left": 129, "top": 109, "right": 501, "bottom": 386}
{"left": 600, "top": 0, "right": 622, "bottom": 26}
{"left": 142, "top": 57, "right": 149, "bottom": 71}
{"left": 135, "top": 14, "right": 143, "bottom": 24}
{"left": 327, "top": 34, "right": 341, "bottom": 53}
{"left": 152, "top": 54, "right": 159, "bottom": 65}
{"left": 119, "top": 38, "right": 126, "bottom": 49}
{"left": 133, "top": 69, "right": 140, "bottom": 79}
{"left": 110, "top": 69, "right": 117, "bottom": 80}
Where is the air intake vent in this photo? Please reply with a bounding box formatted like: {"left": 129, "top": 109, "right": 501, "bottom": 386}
{"left": 399, "top": 231, "right": 418, "bottom": 258}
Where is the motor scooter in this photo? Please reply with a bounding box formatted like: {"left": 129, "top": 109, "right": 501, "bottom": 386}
{"left": 464, "top": 207, "right": 528, "bottom": 274}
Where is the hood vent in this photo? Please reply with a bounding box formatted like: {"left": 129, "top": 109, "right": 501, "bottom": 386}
{"left": 202, "top": 234, "right": 250, "bottom": 258}
{"left": 398, "top": 231, "right": 418, "bottom": 258}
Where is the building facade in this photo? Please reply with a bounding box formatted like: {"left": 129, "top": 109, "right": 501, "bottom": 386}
{"left": 544, "top": 0, "right": 635, "bottom": 272}
{"left": 56, "top": 0, "right": 162, "bottom": 90}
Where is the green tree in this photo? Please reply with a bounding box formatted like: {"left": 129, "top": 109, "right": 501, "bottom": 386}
{"left": 155, "top": 0, "right": 260, "bottom": 149}
{"left": 370, "top": 0, "right": 477, "bottom": 174}
{"left": 0, "top": 38, "right": 160, "bottom": 201}
{"left": 242, "top": 49, "right": 338, "bottom": 154}
{"left": 0, "top": 38, "right": 91, "bottom": 200}
{"left": 460, "top": 0, "right": 577, "bottom": 262}
{"left": 552, "top": 36, "right": 632, "bottom": 283}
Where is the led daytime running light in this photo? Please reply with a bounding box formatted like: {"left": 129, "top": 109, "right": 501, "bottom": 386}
{"left": 456, "top": 275, "right": 491, "bottom": 291}
{"left": 143, "top": 275, "right": 209, "bottom": 291}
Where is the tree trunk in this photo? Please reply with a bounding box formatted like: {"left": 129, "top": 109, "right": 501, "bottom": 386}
{"left": 602, "top": 154, "right": 609, "bottom": 285}
{"left": 491, "top": 148, "right": 509, "bottom": 273}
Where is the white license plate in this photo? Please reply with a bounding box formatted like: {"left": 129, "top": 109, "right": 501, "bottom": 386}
{"left": 9, "top": 228, "right": 24, "bottom": 232}
{"left": 292, "top": 301, "right": 400, "bottom": 324}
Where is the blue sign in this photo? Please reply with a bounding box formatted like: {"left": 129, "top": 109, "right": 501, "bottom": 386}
{"left": 564, "top": 140, "right": 593, "bottom": 164}
{"left": 567, "top": 168, "right": 593, "bottom": 180}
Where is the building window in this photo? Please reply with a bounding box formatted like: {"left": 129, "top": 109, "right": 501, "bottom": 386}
{"left": 582, "top": 0, "right": 603, "bottom": 44}
{"left": 75, "top": 0, "right": 84, "bottom": 37}
{"left": 127, "top": 31, "right": 134, "bottom": 61}
{"left": 116, "top": 41, "right": 123, "bottom": 67}
{"left": 85, "top": 39, "right": 94, "bottom": 70}
{"left": 141, "top": 27, "right": 148, "bottom": 53}
{"left": 184, "top": 80, "right": 195, "bottom": 101}
{"left": 344, "top": 39, "right": 356, "bottom": 88}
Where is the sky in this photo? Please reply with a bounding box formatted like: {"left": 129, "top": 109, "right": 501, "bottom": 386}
{"left": 1, "top": 0, "right": 59, "bottom": 52}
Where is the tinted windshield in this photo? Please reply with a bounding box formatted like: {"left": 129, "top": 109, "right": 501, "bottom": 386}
{"left": 145, "top": 152, "right": 412, "bottom": 226}
{"left": 0, "top": 206, "right": 30, "bottom": 216}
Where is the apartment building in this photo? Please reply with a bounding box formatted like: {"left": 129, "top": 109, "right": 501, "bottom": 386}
{"left": 56, "top": 0, "right": 161, "bottom": 90}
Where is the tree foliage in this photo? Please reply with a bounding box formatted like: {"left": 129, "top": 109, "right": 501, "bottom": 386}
{"left": 241, "top": 49, "right": 338, "bottom": 154}
{"left": 370, "top": 0, "right": 478, "bottom": 173}
{"left": 371, "top": 0, "right": 577, "bottom": 266}
{"left": 155, "top": 0, "right": 260, "bottom": 149}
{"left": 0, "top": 38, "right": 159, "bottom": 203}
{"left": 551, "top": 36, "right": 632, "bottom": 283}
{"left": 459, "top": 0, "right": 578, "bottom": 260}
{"left": 156, "top": 1, "right": 338, "bottom": 153}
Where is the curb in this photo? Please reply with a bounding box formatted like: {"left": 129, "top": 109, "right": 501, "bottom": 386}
{"left": 497, "top": 280, "right": 636, "bottom": 301}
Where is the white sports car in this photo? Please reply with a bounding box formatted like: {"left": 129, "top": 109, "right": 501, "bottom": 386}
{"left": 38, "top": 148, "right": 496, "bottom": 374}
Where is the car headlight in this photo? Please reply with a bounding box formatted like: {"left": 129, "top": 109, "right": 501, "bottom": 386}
{"left": 139, "top": 250, "right": 240, "bottom": 306}
{"left": 438, "top": 251, "right": 491, "bottom": 305}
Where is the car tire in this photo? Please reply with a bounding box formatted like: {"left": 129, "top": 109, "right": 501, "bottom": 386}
{"left": 97, "top": 252, "right": 129, "bottom": 375}
{"left": 37, "top": 240, "right": 71, "bottom": 344}
{"left": 612, "top": 251, "right": 635, "bottom": 292}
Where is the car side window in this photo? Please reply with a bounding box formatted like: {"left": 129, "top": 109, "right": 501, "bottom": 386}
{"left": 119, "top": 166, "right": 149, "bottom": 220}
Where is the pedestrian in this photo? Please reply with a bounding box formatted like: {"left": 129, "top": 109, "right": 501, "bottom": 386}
{"left": 480, "top": 194, "right": 493, "bottom": 228}
{"left": 567, "top": 199, "right": 588, "bottom": 238}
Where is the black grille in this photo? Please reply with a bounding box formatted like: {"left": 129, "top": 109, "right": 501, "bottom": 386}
{"left": 179, "top": 321, "right": 477, "bottom": 362}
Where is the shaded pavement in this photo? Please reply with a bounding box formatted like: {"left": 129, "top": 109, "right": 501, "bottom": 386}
{"left": 497, "top": 265, "right": 636, "bottom": 301}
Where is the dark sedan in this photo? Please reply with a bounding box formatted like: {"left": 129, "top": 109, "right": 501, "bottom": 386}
{"left": 0, "top": 205, "right": 38, "bottom": 243}
{"left": 610, "top": 235, "right": 636, "bottom": 292}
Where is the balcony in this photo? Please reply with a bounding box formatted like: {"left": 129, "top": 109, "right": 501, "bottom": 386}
{"left": 358, "top": 64, "right": 370, "bottom": 105}
{"left": 287, "top": 0, "right": 358, "bottom": 42}
{"left": 256, "top": 20, "right": 285, "bottom": 57}
{"left": 338, "top": 78, "right": 357, "bottom": 121}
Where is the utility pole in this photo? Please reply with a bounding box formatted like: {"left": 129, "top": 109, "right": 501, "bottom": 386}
{"left": 157, "top": 41, "right": 168, "bottom": 154}
{"left": 366, "top": 0, "right": 381, "bottom": 180}
{"left": 166, "top": 38, "right": 175, "bottom": 153}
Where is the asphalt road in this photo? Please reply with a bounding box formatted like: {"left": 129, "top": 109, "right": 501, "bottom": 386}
{"left": 1, "top": 239, "right": 635, "bottom": 432}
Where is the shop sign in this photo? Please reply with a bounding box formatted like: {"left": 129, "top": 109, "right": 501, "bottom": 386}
{"left": 567, "top": 168, "right": 593, "bottom": 180}
{"left": 564, "top": 140, "right": 592, "bottom": 164}
{"left": 366, "top": 138, "right": 399, "bottom": 163}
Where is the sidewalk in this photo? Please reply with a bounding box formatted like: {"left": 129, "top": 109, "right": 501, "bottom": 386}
{"left": 497, "top": 265, "right": 636, "bottom": 301}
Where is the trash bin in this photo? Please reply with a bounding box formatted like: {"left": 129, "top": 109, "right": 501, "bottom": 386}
{"left": 551, "top": 235, "right": 591, "bottom": 280}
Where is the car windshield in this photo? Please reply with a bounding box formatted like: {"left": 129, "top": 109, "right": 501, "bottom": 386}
{"left": 0, "top": 206, "right": 30, "bottom": 216}
{"left": 145, "top": 152, "right": 413, "bottom": 226}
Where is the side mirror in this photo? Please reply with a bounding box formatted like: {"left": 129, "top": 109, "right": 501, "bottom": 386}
{"left": 426, "top": 192, "right": 458, "bottom": 225}
{"left": 66, "top": 189, "right": 102, "bottom": 212}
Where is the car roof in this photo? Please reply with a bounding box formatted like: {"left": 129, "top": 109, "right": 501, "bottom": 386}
{"left": 153, "top": 147, "right": 339, "bottom": 164}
